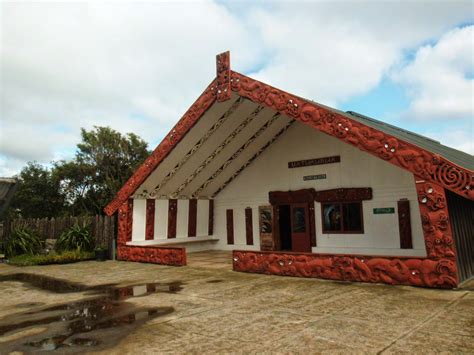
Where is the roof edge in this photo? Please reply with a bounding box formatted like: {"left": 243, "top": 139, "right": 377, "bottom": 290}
{"left": 105, "top": 53, "right": 473, "bottom": 215}
{"left": 229, "top": 70, "right": 473, "bottom": 201}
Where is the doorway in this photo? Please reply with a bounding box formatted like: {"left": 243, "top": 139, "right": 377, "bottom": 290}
{"left": 269, "top": 189, "right": 316, "bottom": 253}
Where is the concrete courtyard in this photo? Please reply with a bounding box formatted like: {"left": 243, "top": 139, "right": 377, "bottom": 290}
{"left": 0, "top": 251, "right": 473, "bottom": 353}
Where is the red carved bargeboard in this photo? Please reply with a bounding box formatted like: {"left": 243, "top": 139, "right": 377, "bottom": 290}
{"left": 117, "top": 200, "right": 186, "bottom": 266}
{"left": 117, "top": 245, "right": 186, "bottom": 266}
{"left": 104, "top": 78, "right": 217, "bottom": 216}
{"left": 230, "top": 71, "right": 473, "bottom": 202}
{"left": 234, "top": 180, "right": 459, "bottom": 288}
{"left": 105, "top": 53, "right": 472, "bottom": 217}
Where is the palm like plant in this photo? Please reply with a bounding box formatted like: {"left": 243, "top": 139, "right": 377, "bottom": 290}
{"left": 5, "top": 227, "right": 43, "bottom": 257}
{"left": 55, "top": 222, "right": 94, "bottom": 252}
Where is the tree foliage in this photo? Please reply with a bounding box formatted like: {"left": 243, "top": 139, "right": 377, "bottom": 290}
{"left": 9, "top": 126, "right": 149, "bottom": 218}
{"left": 9, "top": 162, "right": 66, "bottom": 218}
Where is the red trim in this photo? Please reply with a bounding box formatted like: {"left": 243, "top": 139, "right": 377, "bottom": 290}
{"left": 232, "top": 250, "right": 456, "bottom": 288}
{"left": 145, "top": 199, "right": 155, "bottom": 240}
{"left": 315, "top": 188, "right": 372, "bottom": 202}
{"left": 230, "top": 71, "right": 473, "bottom": 202}
{"left": 245, "top": 207, "right": 253, "bottom": 245}
{"left": 168, "top": 199, "right": 177, "bottom": 239}
{"left": 118, "top": 245, "right": 186, "bottom": 266}
{"left": 216, "top": 51, "right": 231, "bottom": 102}
{"left": 208, "top": 199, "right": 214, "bottom": 235}
{"left": 398, "top": 199, "right": 413, "bottom": 249}
{"left": 105, "top": 54, "right": 472, "bottom": 217}
{"left": 188, "top": 199, "right": 197, "bottom": 237}
{"left": 226, "top": 209, "right": 234, "bottom": 245}
{"left": 234, "top": 180, "right": 459, "bottom": 288}
{"left": 104, "top": 79, "right": 217, "bottom": 216}
{"left": 125, "top": 199, "right": 133, "bottom": 243}
{"left": 269, "top": 188, "right": 316, "bottom": 205}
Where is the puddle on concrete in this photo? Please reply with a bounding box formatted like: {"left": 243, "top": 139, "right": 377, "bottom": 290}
{"left": 0, "top": 273, "right": 182, "bottom": 353}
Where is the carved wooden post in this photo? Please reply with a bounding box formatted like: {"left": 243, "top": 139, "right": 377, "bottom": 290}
{"left": 216, "top": 51, "right": 231, "bottom": 102}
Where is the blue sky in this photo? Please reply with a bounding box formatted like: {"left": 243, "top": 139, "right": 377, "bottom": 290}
{"left": 1, "top": 1, "right": 473, "bottom": 176}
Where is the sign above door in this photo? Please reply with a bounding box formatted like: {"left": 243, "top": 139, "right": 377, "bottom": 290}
{"left": 288, "top": 156, "right": 340, "bottom": 169}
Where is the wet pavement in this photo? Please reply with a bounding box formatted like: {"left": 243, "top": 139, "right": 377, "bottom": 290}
{"left": 0, "top": 258, "right": 473, "bottom": 354}
{"left": 0, "top": 273, "right": 180, "bottom": 352}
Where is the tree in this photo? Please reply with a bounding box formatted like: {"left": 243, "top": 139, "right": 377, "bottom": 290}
{"left": 54, "top": 126, "right": 149, "bottom": 215}
{"left": 9, "top": 162, "right": 66, "bottom": 218}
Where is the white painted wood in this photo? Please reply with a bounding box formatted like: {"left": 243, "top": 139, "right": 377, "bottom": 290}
{"left": 196, "top": 199, "right": 209, "bottom": 236}
{"left": 131, "top": 199, "right": 146, "bottom": 241}
{"left": 154, "top": 199, "right": 168, "bottom": 240}
{"left": 176, "top": 199, "right": 189, "bottom": 238}
{"left": 214, "top": 121, "right": 426, "bottom": 257}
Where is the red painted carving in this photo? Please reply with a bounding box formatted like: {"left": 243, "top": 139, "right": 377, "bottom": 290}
{"left": 234, "top": 180, "right": 459, "bottom": 288}
{"left": 232, "top": 251, "right": 456, "bottom": 288}
{"left": 145, "top": 199, "right": 155, "bottom": 240}
{"left": 126, "top": 199, "right": 133, "bottom": 242}
{"left": 118, "top": 245, "right": 186, "bottom": 266}
{"left": 216, "top": 51, "right": 231, "bottom": 102}
{"left": 269, "top": 189, "right": 316, "bottom": 205}
{"left": 314, "top": 188, "right": 373, "bottom": 202}
{"left": 106, "top": 56, "right": 471, "bottom": 217}
{"left": 416, "top": 181, "right": 457, "bottom": 260}
{"left": 104, "top": 79, "right": 217, "bottom": 216}
{"left": 398, "top": 199, "right": 413, "bottom": 249}
{"left": 230, "top": 71, "right": 473, "bottom": 202}
{"left": 117, "top": 201, "right": 129, "bottom": 247}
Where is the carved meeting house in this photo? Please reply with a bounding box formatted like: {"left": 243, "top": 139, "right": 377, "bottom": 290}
{"left": 105, "top": 52, "right": 474, "bottom": 289}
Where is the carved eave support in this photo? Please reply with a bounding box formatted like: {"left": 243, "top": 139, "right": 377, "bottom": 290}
{"left": 216, "top": 51, "right": 231, "bottom": 102}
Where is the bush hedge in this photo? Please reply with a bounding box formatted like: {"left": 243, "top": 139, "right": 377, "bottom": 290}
{"left": 8, "top": 250, "right": 95, "bottom": 266}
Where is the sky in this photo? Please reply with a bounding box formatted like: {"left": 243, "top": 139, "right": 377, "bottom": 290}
{"left": 1, "top": 0, "right": 473, "bottom": 177}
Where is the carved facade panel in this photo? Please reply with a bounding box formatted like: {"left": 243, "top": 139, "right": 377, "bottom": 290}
{"left": 233, "top": 180, "right": 459, "bottom": 288}
{"left": 104, "top": 79, "right": 217, "bottom": 215}
{"left": 216, "top": 51, "right": 231, "bottom": 102}
{"left": 118, "top": 245, "right": 186, "bottom": 266}
{"left": 230, "top": 71, "right": 473, "bottom": 202}
{"left": 232, "top": 251, "right": 457, "bottom": 288}
{"left": 314, "top": 188, "right": 373, "bottom": 202}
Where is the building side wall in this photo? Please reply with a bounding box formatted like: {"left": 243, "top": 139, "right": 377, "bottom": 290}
{"left": 214, "top": 123, "right": 426, "bottom": 256}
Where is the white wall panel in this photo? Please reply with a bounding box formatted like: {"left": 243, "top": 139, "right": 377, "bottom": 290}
{"left": 196, "top": 199, "right": 209, "bottom": 236}
{"left": 131, "top": 199, "right": 146, "bottom": 242}
{"left": 176, "top": 199, "right": 189, "bottom": 238}
{"left": 214, "top": 122, "right": 426, "bottom": 256}
{"left": 154, "top": 199, "right": 168, "bottom": 240}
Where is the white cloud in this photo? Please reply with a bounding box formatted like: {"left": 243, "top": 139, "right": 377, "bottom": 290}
{"left": 424, "top": 128, "right": 474, "bottom": 155}
{"left": 393, "top": 26, "right": 474, "bottom": 120}
{"left": 0, "top": 1, "right": 472, "bottom": 176}
{"left": 246, "top": 1, "right": 473, "bottom": 106}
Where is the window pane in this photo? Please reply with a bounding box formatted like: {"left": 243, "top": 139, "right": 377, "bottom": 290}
{"left": 292, "top": 207, "right": 306, "bottom": 233}
{"left": 343, "top": 203, "right": 362, "bottom": 232}
{"left": 323, "top": 204, "right": 341, "bottom": 231}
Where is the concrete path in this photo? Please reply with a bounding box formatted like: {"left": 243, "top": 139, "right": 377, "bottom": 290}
{"left": 0, "top": 260, "right": 472, "bottom": 354}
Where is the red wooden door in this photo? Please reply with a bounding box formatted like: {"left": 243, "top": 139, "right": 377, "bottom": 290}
{"left": 290, "top": 203, "right": 311, "bottom": 252}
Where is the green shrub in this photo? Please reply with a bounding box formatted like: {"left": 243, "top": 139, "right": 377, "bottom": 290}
{"left": 8, "top": 250, "right": 95, "bottom": 266}
{"left": 56, "top": 222, "right": 94, "bottom": 252}
{"left": 5, "top": 227, "right": 42, "bottom": 257}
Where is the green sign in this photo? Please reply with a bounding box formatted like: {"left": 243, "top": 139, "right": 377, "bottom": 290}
{"left": 373, "top": 207, "right": 395, "bottom": 214}
{"left": 303, "top": 174, "right": 327, "bottom": 181}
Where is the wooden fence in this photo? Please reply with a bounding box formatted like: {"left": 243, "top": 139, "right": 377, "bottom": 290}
{"left": 1, "top": 215, "right": 116, "bottom": 250}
